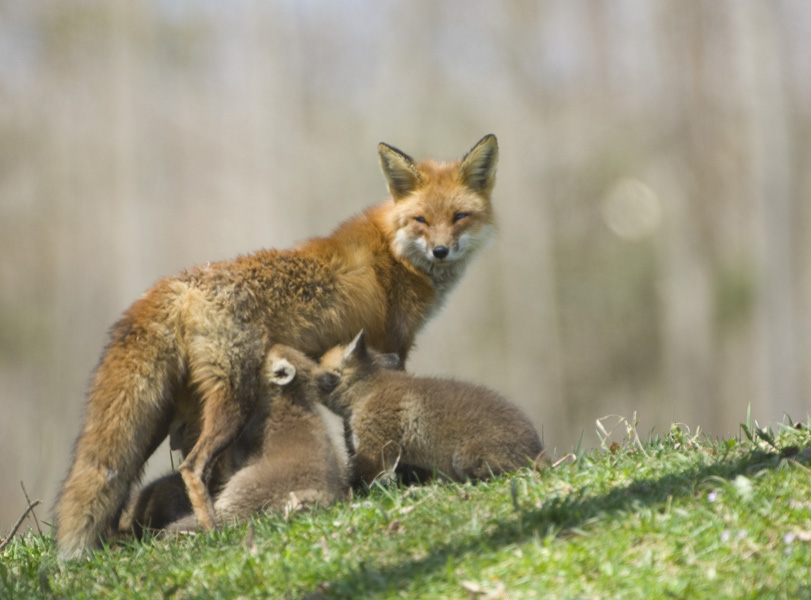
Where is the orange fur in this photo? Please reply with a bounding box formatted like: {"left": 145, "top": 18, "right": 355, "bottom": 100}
{"left": 55, "top": 135, "right": 498, "bottom": 558}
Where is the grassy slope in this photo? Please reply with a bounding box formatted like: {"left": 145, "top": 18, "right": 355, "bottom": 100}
{"left": 2, "top": 420, "right": 811, "bottom": 600}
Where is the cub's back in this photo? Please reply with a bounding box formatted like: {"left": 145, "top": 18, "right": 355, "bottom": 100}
{"left": 371, "top": 370, "right": 539, "bottom": 446}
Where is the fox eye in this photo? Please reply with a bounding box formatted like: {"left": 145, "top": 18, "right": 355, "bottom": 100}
{"left": 413, "top": 216, "right": 427, "bottom": 224}
{"left": 453, "top": 212, "right": 469, "bottom": 223}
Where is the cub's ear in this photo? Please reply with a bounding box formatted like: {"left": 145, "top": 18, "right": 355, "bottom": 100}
{"left": 343, "top": 330, "right": 368, "bottom": 361}
{"left": 379, "top": 142, "right": 422, "bottom": 200}
{"left": 317, "top": 371, "right": 341, "bottom": 393}
{"left": 378, "top": 353, "right": 402, "bottom": 371}
{"left": 460, "top": 134, "right": 498, "bottom": 195}
{"left": 267, "top": 357, "right": 296, "bottom": 386}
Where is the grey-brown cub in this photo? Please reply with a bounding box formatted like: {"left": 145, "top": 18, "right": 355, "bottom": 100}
{"left": 121, "top": 344, "right": 349, "bottom": 533}
{"left": 318, "top": 331, "right": 543, "bottom": 485}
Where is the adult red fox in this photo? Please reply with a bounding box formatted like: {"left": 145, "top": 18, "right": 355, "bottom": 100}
{"left": 318, "top": 331, "right": 543, "bottom": 485}
{"left": 55, "top": 134, "right": 498, "bottom": 558}
{"left": 120, "top": 344, "right": 350, "bottom": 534}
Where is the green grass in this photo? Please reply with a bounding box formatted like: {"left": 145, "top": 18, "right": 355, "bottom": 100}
{"left": 3, "top": 418, "right": 811, "bottom": 599}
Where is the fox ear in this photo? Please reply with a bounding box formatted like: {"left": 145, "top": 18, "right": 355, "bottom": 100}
{"left": 267, "top": 357, "right": 296, "bottom": 386}
{"left": 378, "top": 353, "right": 402, "bottom": 371}
{"left": 460, "top": 134, "right": 498, "bottom": 195}
{"left": 343, "top": 330, "right": 368, "bottom": 361}
{"left": 379, "top": 142, "right": 422, "bottom": 200}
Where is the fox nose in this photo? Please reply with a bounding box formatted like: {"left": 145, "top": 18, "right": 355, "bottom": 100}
{"left": 432, "top": 246, "right": 449, "bottom": 259}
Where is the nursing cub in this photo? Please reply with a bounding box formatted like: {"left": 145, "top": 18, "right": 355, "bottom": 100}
{"left": 318, "top": 331, "right": 543, "bottom": 485}
{"left": 121, "top": 344, "right": 349, "bottom": 534}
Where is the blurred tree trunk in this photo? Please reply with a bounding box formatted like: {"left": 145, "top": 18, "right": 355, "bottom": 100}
{"left": 110, "top": 3, "right": 142, "bottom": 306}
{"left": 653, "top": 3, "right": 720, "bottom": 429}
{"left": 732, "top": 1, "right": 799, "bottom": 421}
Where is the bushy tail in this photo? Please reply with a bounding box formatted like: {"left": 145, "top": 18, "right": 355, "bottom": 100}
{"left": 55, "top": 285, "right": 183, "bottom": 559}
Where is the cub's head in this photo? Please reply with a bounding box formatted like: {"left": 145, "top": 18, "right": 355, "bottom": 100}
{"left": 317, "top": 330, "right": 401, "bottom": 394}
{"left": 264, "top": 344, "right": 340, "bottom": 401}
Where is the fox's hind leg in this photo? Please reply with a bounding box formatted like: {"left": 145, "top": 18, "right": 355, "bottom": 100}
{"left": 178, "top": 347, "right": 263, "bottom": 530}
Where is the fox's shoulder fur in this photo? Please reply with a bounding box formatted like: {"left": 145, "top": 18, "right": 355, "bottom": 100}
{"left": 55, "top": 135, "right": 498, "bottom": 558}
{"left": 319, "top": 331, "right": 543, "bottom": 485}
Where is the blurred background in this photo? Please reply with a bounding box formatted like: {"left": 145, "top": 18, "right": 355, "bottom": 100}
{"left": 1, "top": 1, "right": 810, "bottom": 536}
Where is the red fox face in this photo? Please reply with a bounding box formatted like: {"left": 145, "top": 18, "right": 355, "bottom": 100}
{"left": 379, "top": 135, "right": 498, "bottom": 278}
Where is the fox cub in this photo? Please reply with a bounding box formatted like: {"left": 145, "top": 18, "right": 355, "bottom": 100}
{"left": 318, "top": 331, "right": 543, "bottom": 485}
{"left": 120, "top": 344, "right": 349, "bottom": 533}
{"left": 55, "top": 135, "right": 498, "bottom": 558}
